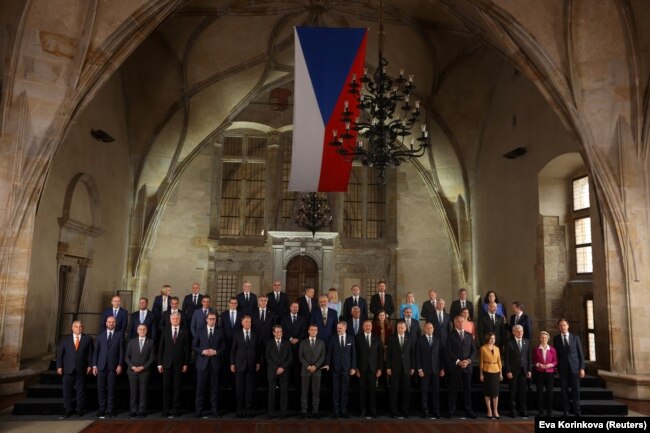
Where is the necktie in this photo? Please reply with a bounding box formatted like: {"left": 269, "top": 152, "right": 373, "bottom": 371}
{"left": 209, "top": 328, "right": 213, "bottom": 339}
{"left": 173, "top": 328, "right": 178, "bottom": 343}
{"left": 428, "top": 336, "right": 432, "bottom": 347}
{"left": 308, "top": 297, "right": 312, "bottom": 311}
{"left": 276, "top": 292, "right": 279, "bottom": 302}
{"left": 491, "top": 314, "right": 495, "bottom": 324}
{"left": 245, "top": 331, "right": 250, "bottom": 343}
{"left": 517, "top": 339, "right": 522, "bottom": 351}
{"left": 367, "top": 334, "right": 371, "bottom": 348}
{"left": 139, "top": 338, "right": 144, "bottom": 352}
{"left": 245, "top": 293, "right": 249, "bottom": 302}
{"left": 204, "top": 309, "right": 208, "bottom": 317}
{"left": 310, "top": 338, "right": 315, "bottom": 349}
{"left": 292, "top": 315, "right": 296, "bottom": 324}
{"left": 107, "top": 331, "right": 112, "bottom": 345}
{"left": 354, "top": 319, "right": 359, "bottom": 334}
{"left": 114, "top": 309, "right": 118, "bottom": 318}
{"left": 399, "top": 335, "right": 404, "bottom": 348}
{"left": 194, "top": 295, "right": 198, "bottom": 305}
{"left": 261, "top": 310, "right": 265, "bottom": 322}
{"left": 340, "top": 335, "right": 345, "bottom": 348}
{"left": 516, "top": 314, "right": 520, "bottom": 324}
{"left": 438, "top": 312, "right": 443, "bottom": 323}
{"left": 353, "top": 297, "right": 358, "bottom": 306}
{"left": 140, "top": 311, "right": 145, "bottom": 323}
{"left": 461, "top": 300, "right": 465, "bottom": 309}
{"left": 74, "top": 335, "right": 79, "bottom": 351}
{"left": 380, "top": 293, "right": 385, "bottom": 306}
{"left": 277, "top": 340, "right": 281, "bottom": 351}
{"left": 231, "top": 311, "right": 235, "bottom": 328}
{"left": 563, "top": 334, "right": 569, "bottom": 348}
{"left": 323, "top": 310, "right": 327, "bottom": 325}
{"left": 459, "top": 330, "right": 464, "bottom": 341}
{"left": 163, "top": 296, "right": 167, "bottom": 311}
{"left": 407, "top": 319, "right": 411, "bottom": 332}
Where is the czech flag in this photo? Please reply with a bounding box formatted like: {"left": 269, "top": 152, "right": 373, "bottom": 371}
{"left": 289, "top": 26, "right": 368, "bottom": 192}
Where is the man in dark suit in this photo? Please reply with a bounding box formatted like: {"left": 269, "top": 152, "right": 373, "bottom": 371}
{"left": 356, "top": 320, "right": 383, "bottom": 418}
{"left": 325, "top": 322, "right": 356, "bottom": 418}
{"left": 125, "top": 324, "right": 155, "bottom": 418}
{"left": 236, "top": 281, "right": 257, "bottom": 316}
{"left": 403, "top": 307, "right": 421, "bottom": 341}
{"left": 266, "top": 325, "right": 293, "bottom": 417}
{"left": 281, "top": 302, "right": 307, "bottom": 385}
{"left": 297, "top": 287, "right": 315, "bottom": 320}
{"left": 157, "top": 311, "right": 190, "bottom": 418}
{"left": 342, "top": 284, "right": 368, "bottom": 322}
{"left": 299, "top": 324, "right": 326, "bottom": 418}
{"left": 386, "top": 320, "right": 414, "bottom": 418}
{"left": 159, "top": 296, "right": 184, "bottom": 331}
{"left": 192, "top": 312, "right": 224, "bottom": 418}
{"left": 267, "top": 280, "right": 289, "bottom": 321}
{"left": 311, "top": 295, "right": 338, "bottom": 347}
{"left": 369, "top": 280, "right": 395, "bottom": 318}
{"left": 230, "top": 316, "right": 261, "bottom": 417}
{"left": 504, "top": 324, "right": 532, "bottom": 418}
{"left": 252, "top": 295, "right": 276, "bottom": 344}
{"left": 152, "top": 285, "right": 172, "bottom": 321}
{"left": 56, "top": 320, "right": 94, "bottom": 418}
{"left": 416, "top": 322, "right": 446, "bottom": 418}
{"left": 129, "top": 297, "right": 157, "bottom": 341}
{"left": 190, "top": 295, "right": 217, "bottom": 336}
{"left": 446, "top": 315, "right": 476, "bottom": 419}
{"left": 508, "top": 301, "right": 532, "bottom": 340}
{"left": 432, "top": 299, "right": 451, "bottom": 348}
{"left": 346, "top": 306, "right": 364, "bottom": 338}
{"left": 181, "top": 282, "right": 204, "bottom": 325}
{"left": 553, "top": 319, "right": 585, "bottom": 417}
{"left": 478, "top": 302, "right": 507, "bottom": 349}
{"left": 92, "top": 316, "right": 124, "bottom": 418}
{"left": 221, "top": 297, "right": 241, "bottom": 387}
{"left": 100, "top": 295, "right": 128, "bottom": 333}
{"left": 420, "top": 289, "right": 438, "bottom": 324}
{"left": 449, "top": 288, "right": 474, "bottom": 321}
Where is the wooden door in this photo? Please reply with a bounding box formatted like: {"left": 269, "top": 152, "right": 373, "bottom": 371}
{"left": 286, "top": 255, "right": 319, "bottom": 303}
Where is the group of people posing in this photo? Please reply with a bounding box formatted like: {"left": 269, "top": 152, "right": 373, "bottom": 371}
{"left": 56, "top": 282, "right": 585, "bottom": 421}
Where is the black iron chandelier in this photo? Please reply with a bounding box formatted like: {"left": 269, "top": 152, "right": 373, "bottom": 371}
{"left": 295, "top": 192, "right": 332, "bottom": 237}
{"left": 329, "top": 0, "right": 430, "bottom": 182}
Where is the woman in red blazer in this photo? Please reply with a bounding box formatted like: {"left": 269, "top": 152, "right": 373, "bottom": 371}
{"left": 532, "top": 331, "right": 557, "bottom": 417}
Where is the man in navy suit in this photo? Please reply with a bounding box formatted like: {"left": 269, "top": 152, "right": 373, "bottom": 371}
{"left": 416, "top": 322, "right": 446, "bottom": 418}
{"left": 403, "top": 307, "right": 421, "bottom": 341}
{"left": 433, "top": 299, "right": 451, "bottom": 347}
{"left": 265, "top": 325, "right": 293, "bottom": 417}
{"left": 553, "top": 319, "right": 585, "bottom": 417}
{"left": 100, "top": 295, "right": 128, "bottom": 333}
{"left": 129, "top": 297, "right": 157, "bottom": 341}
{"left": 159, "top": 296, "right": 184, "bottom": 331}
{"left": 252, "top": 295, "right": 276, "bottom": 344}
{"left": 281, "top": 302, "right": 306, "bottom": 385}
{"left": 93, "top": 316, "right": 124, "bottom": 418}
{"left": 420, "top": 289, "right": 438, "bottom": 324}
{"left": 297, "top": 287, "right": 315, "bottom": 320}
{"left": 192, "top": 312, "right": 224, "bottom": 418}
{"left": 386, "top": 320, "right": 414, "bottom": 418}
{"left": 221, "top": 297, "right": 241, "bottom": 387}
{"left": 504, "top": 324, "right": 532, "bottom": 418}
{"left": 508, "top": 301, "right": 532, "bottom": 340}
{"left": 236, "top": 281, "right": 257, "bottom": 316}
{"left": 182, "top": 282, "right": 204, "bottom": 325}
{"left": 346, "top": 306, "right": 364, "bottom": 338}
{"left": 230, "top": 316, "right": 261, "bottom": 418}
{"left": 356, "top": 320, "right": 383, "bottom": 418}
{"left": 267, "top": 280, "right": 289, "bottom": 321}
{"left": 190, "top": 295, "right": 217, "bottom": 336}
{"left": 369, "top": 280, "right": 395, "bottom": 318}
{"left": 342, "top": 284, "right": 368, "bottom": 321}
{"left": 311, "top": 295, "right": 338, "bottom": 347}
{"left": 56, "top": 320, "right": 94, "bottom": 418}
{"left": 449, "top": 288, "right": 474, "bottom": 321}
{"left": 152, "top": 285, "right": 172, "bottom": 321}
{"left": 325, "top": 322, "right": 356, "bottom": 418}
{"left": 446, "top": 315, "right": 476, "bottom": 419}
{"left": 157, "top": 312, "right": 190, "bottom": 418}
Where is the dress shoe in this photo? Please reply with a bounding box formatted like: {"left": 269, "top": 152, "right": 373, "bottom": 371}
{"left": 432, "top": 412, "right": 441, "bottom": 419}
{"left": 546, "top": 411, "right": 553, "bottom": 417}
{"left": 466, "top": 411, "right": 476, "bottom": 419}
{"left": 97, "top": 410, "right": 105, "bottom": 418}
{"left": 194, "top": 412, "right": 202, "bottom": 419}
{"left": 562, "top": 412, "right": 569, "bottom": 417}
{"left": 129, "top": 412, "right": 137, "bottom": 418}
{"left": 522, "top": 412, "right": 529, "bottom": 419}
{"left": 161, "top": 411, "right": 169, "bottom": 418}
{"left": 402, "top": 413, "right": 409, "bottom": 419}
{"left": 511, "top": 410, "right": 518, "bottom": 418}
{"left": 331, "top": 413, "right": 339, "bottom": 419}
{"left": 107, "top": 412, "right": 116, "bottom": 418}
{"left": 212, "top": 410, "right": 220, "bottom": 418}
{"left": 138, "top": 413, "right": 147, "bottom": 418}
{"left": 370, "top": 411, "right": 378, "bottom": 418}
{"left": 447, "top": 411, "right": 455, "bottom": 419}
{"left": 341, "top": 412, "right": 350, "bottom": 419}
{"left": 391, "top": 412, "right": 398, "bottom": 419}
{"left": 63, "top": 410, "right": 74, "bottom": 418}
{"left": 299, "top": 412, "right": 308, "bottom": 419}
{"left": 575, "top": 411, "right": 582, "bottom": 417}
{"left": 76, "top": 411, "right": 85, "bottom": 418}
{"left": 359, "top": 411, "right": 367, "bottom": 418}
{"left": 422, "top": 411, "right": 430, "bottom": 419}
{"left": 173, "top": 411, "right": 180, "bottom": 418}
{"left": 311, "top": 412, "right": 320, "bottom": 419}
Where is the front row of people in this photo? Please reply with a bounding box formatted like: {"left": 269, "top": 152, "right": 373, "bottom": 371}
{"left": 56, "top": 313, "right": 584, "bottom": 420}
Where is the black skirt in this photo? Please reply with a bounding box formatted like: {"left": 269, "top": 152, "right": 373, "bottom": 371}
{"left": 482, "top": 371, "right": 500, "bottom": 397}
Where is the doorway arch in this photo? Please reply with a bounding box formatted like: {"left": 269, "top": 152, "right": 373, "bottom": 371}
{"left": 286, "top": 255, "right": 319, "bottom": 302}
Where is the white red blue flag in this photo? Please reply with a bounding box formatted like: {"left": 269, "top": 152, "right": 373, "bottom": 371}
{"left": 289, "top": 26, "right": 368, "bottom": 192}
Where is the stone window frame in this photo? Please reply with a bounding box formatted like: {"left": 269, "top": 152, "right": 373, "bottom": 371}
{"left": 571, "top": 175, "right": 593, "bottom": 275}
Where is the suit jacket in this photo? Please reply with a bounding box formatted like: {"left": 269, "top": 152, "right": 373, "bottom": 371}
{"left": 355, "top": 333, "right": 383, "bottom": 373}
{"left": 281, "top": 314, "right": 307, "bottom": 343}
{"left": 265, "top": 338, "right": 293, "bottom": 375}
{"left": 297, "top": 296, "right": 315, "bottom": 320}
{"left": 157, "top": 326, "right": 191, "bottom": 369}
{"left": 342, "top": 296, "right": 368, "bottom": 321}
{"left": 508, "top": 313, "right": 533, "bottom": 340}
{"left": 100, "top": 307, "right": 129, "bottom": 333}
{"left": 346, "top": 318, "right": 364, "bottom": 338}
{"left": 420, "top": 300, "right": 438, "bottom": 324}
{"left": 532, "top": 345, "right": 558, "bottom": 373}
{"left": 386, "top": 333, "right": 413, "bottom": 375}
{"left": 326, "top": 334, "right": 356, "bottom": 372}
{"left": 93, "top": 330, "right": 125, "bottom": 371}
{"left": 129, "top": 309, "right": 157, "bottom": 340}
{"left": 159, "top": 309, "right": 185, "bottom": 331}
{"left": 310, "top": 307, "right": 338, "bottom": 346}
{"left": 415, "top": 334, "right": 445, "bottom": 375}
{"left": 431, "top": 311, "right": 451, "bottom": 347}
{"left": 152, "top": 294, "right": 169, "bottom": 320}
{"left": 477, "top": 313, "right": 507, "bottom": 347}
{"left": 57, "top": 334, "right": 94, "bottom": 375}
{"left": 190, "top": 307, "right": 217, "bottom": 336}
{"left": 181, "top": 293, "right": 204, "bottom": 324}
{"left": 446, "top": 329, "right": 476, "bottom": 370}
{"left": 403, "top": 317, "right": 421, "bottom": 341}
{"left": 125, "top": 337, "right": 155, "bottom": 374}
{"left": 266, "top": 291, "right": 289, "bottom": 320}
{"left": 221, "top": 309, "right": 243, "bottom": 344}
{"left": 298, "top": 337, "right": 326, "bottom": 376}
{"left": 450, "top": 299, "right": 474, "bottom": 321}
{"left": 503, "top": 337, "right": 533, "bottom": 375}
{"left": 236, "top": 292, "right": 257, "bottom": 316}
{"left": 230, "top": 329, "right": 261, "bottom": 371}
{"left": 252, "top": 308, "right": 276, "bottom": 343}
{"left": 553, "top": 333, "right": 585, "bottom": 374}
{"left": 193, "top": 326, "right": 225, "bottom": 370}
{"left": 370, "top": 293, "right": 395, "bottom": 318}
